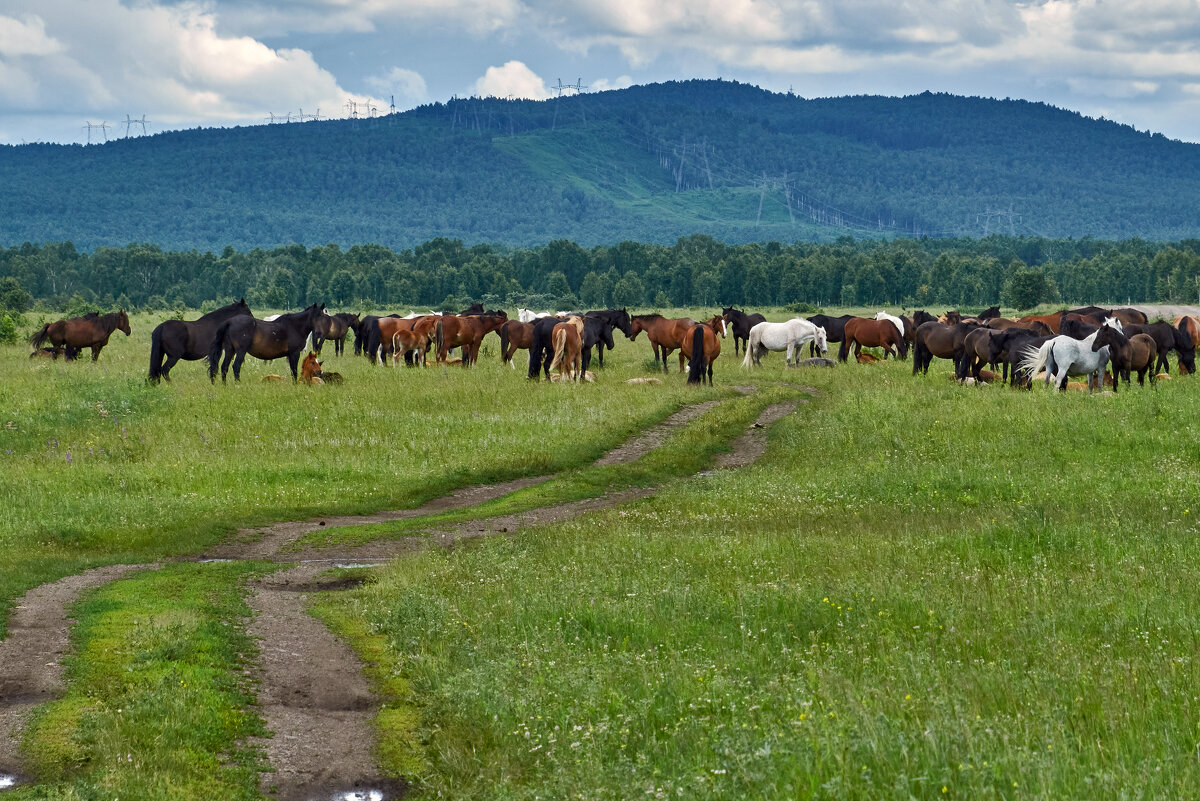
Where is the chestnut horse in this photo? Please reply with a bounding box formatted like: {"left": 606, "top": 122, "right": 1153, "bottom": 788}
{"left": 682, "top": 316, "right": 726, "bottom": 385}
{"left": 839, "top": 317, "right": 908, "bottom": 362}
{"left": 1174, "top": 315, "right": 1200, "bottom": 349}
{"left": 378, "top": 315, "right": 437, "bottom": 367}
{"left": 1015, "top": 312, "right": 1062, "bottom": 334}
{"left": 499, "top": 320, "right": 534, "bottom": 368}
{"left": 31, "top": 310, "right": 130, "bottom": 361}
{"left": 549, "top": 316, "right": 585, "bottom": 381}
{"left": 435, "top": 311, "right": 508, "bottom": 366}
{"left": 630, "top": 314, "right": 696, "bottom": 373}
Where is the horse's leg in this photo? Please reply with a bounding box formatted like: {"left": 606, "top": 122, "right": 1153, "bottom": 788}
{"left": 220, "top": 347, "right": 234, "bottom": 383}
{"left": 91, "top": 345, "right": 101, "bottom": 361}
{"left": 287, "top": 350, "right": 301, "bottom": 381}
{"left": 678, "top": 349, "right": 686, "bottom": 373}
{"left": 162, "top": 355, "right": 180, "bottom": 381}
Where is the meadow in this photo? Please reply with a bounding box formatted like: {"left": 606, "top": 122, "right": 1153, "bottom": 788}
{"left": 4, "top": 306, "right": 1200, "bottom": 799}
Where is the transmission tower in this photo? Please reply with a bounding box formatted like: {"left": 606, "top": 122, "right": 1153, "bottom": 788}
{"left": 83, "top": 121, "right": 109, "bottom": 144}
{"left": 121, "top": 114, "right": 149, "bottom": 137}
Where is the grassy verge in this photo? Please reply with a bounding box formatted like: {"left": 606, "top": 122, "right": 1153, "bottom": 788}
{"left": 13, "top": 561, "right": 273, "bottom": 800}
{"left": 320, "top": 357, "right": 1200, "bottom": 799}
{"left": 294, "top": 384, "right": 806, "bottom": 549}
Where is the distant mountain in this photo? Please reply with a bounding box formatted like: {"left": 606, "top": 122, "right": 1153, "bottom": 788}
{"left": 2, "top": 80, "right": 1199, "bottom": 251}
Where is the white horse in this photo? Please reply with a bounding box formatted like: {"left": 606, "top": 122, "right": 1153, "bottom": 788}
{"left": 1020, "top": 328, "right": 1111, "bottom": 391}
{"left": 742, "top": 318, "right": 828, "bottom": 368}
{"left": 874, "top": 311, "right": 905, "bottom": 338}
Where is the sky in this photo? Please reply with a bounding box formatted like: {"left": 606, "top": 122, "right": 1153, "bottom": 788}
{"left": 1, "top": 0, "right": 1200, "bottom": 146}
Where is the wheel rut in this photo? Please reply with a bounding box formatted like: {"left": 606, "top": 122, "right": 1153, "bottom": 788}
{"left": 0, "top": 393, "right": 807, "bottom": 799}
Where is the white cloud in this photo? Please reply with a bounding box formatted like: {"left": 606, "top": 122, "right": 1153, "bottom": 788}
{"left": 474, "top": 60, "right": 550, "bottom": 99}
{"left": 205, "top": 0, "right": 528, "bottom": 37}
{"left": 0, "top": 14, "right": 63, "bottom": 57}
{"left": 591, "top": 75, "right": 634, "bottom": 92}
{"left": 366, "top": 67, "right": 427, "bottom": 103}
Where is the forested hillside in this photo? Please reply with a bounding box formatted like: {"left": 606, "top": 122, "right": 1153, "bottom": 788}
{"left": 2, "top": 81, "right": 1199, "bottom": 251}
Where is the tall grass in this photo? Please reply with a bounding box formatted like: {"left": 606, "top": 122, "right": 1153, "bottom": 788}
{"left": 324, "top": 357, "right": 1200, "bottom": 799}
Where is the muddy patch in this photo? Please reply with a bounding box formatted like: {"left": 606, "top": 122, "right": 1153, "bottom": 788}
{"left": 248, "top": 565, "right": 395, "bottom": 801}
{"left": 0, "top": 564, "right": 147, "bottom": 780}
{"left": 594, "top": 401, "right": 720, "bottom": 466}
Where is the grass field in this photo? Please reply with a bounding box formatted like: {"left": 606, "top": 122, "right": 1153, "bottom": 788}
{"left": 5, "top": 305, "right": 1200, "bottom": 799}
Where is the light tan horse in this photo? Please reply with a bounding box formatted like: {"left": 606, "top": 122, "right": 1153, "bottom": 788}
{"left": 549, "top": 316, "right": 586, "bottom": 381}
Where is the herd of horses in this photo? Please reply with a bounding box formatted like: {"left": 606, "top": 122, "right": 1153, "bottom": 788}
{"left": 26, "top": 300, "right": 1200, "bottom": 393}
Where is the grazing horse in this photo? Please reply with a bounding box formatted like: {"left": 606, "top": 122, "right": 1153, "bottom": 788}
{"left": 208, "top": 303, "right": 325, "bottom": 382}
{"left": 549, "top": 316, "right": 585, "bottom": 381}
{"left": 743, "top": 318, "right": 827, "bottom": 368}
{"left": 1016, "top": 312, "right": 1062, "bottom": 334}
{"left": 499, "top": 320, "right": 535, "bottom": 367}
{"left": 585, "top": 308, "right": 633, "bottom": 368}
{"left": 958, "top": 327, "right": 1002, "bottom": 381}
{"left": 148, "top": 299, "right": 252, "bottom": 382}
{"left": 630, "top": 314, "right": 696, "bottom": 373}
{"left": 313, "top": 312, "right": 358, "bottom": 356}
{"left": 988, "top": 327, "right": 1054, "bottom": 387}
{"left": 1021, "top": 329, "right": 1111, "bottom": 392}
{"left": 1175, "top": 315, "right": 1200, "bottom": 349}
{"left": 839, "top": 317, "right": 907, "bottom": 362}
{"left": 1093, "top": 326, "right": 1157, "bottom": 389}
{"left": 912, "top": 321, "right": 981, "bottom": 375}
{"left": 683, "top": 316, "right": 725, "bottom": 385}
{"left": 435, "top": 311, "right": 508, "bottom": 366}
{"left": 1121, "top": 321, "right": 1197, "bottom": 374}
{"left": 806, "top": 314, "right": 853, "bottom": 356}
{"left": 722, "top": 307, "right": 767, "bottom": 356}
{"left": 31, "top": 310, "right": 130, "bottom": 362}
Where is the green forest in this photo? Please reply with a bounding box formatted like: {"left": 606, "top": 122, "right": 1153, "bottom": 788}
{"left": 2, "top": 234, "right": 1198, "bottom": 321}
{"left": 2, "top": 80, "right": 1200, "bottom": 251}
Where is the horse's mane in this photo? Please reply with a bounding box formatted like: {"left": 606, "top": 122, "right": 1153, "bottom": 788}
{"left": 632, "top": 313, "right": 664, "bottom": 321}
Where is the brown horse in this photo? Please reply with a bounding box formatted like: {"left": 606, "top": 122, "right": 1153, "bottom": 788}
{"left": 378, "top": 315, "right": 437, "bottom": 367}
{"left": 31, "top": 310, "right": 130, "bottom": 361}
{"left": 1091, "top": 327, "right": 1157, "bottom": 389}
{"left": 435, "top": 311, "right": 507, "bottom": 366}
{"left": 1174, "top": 315, "right": 1200, "bottom": 348}
{"left": 1015, "top": 312, "right": 1062, "bottom": 334}
{"left": 839, "top": 317, "right": 908, "bottom": 362}
{"left": 631, "top": 314, "right": 696, "bottom": 373}
{"left": 912, "top": 320, "right": 982, "bottom": 375}
{"left": 681, "top": 316, "right": 725, "bottom": 385}
{"left": 499, "top": 320, "right": 535, "bottom": 368}
{"left": 549, "top": 316, "right": 585, "bottom": 381}
{"left": 300, "top": 352, "right": 324, "bottom": 385}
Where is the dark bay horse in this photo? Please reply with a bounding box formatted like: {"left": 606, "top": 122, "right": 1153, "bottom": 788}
{"left": 807, "top": 314, "right": 853, "bottom": 356}
{"left": 148, "top": 300, "right": 251, "bottom": 382}
{"left": 313, "top": 312, "right": 359, "bottom": 356}
{"left": 630, "top": 314, "right": 696, "bottom": 373}
{"left": 912, "top": 320, "right": 981, "bottom": 375}
{"left": 1093, "top": 327, "right": 1157, "bottom": 389}
{"left": 499, "top": 320, "right": 534, "bottom": 367}
{"left": 32, "top": 310, "right": 130, "bottom": 361}
{"left": 722, "top": 307, "right": 766, "bottom": 356}
{"left": 208, "top": 303, "right": 325, "bottom": 382}
{"left": 683, "top": 316, "right": 725, "bottom": 385}
{"left": 839, "top": 317, "right": 908, "bottom": 362}
{"left": 585, "top": 308, "right": 633, "bottom": 367}
{"left": 987, "top": 327, "right": 1053, "bottom": 387}
{"left": 1121, "top": 321, "right": 1196, "bottom": 374}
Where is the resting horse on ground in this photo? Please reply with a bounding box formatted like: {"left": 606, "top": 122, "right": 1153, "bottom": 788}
{"left": 149, "top": 299, "right": 251, "bottom": 382}
{"left": 743, "top": 318, "right": 827, "bottom": 368}
{"left": 722, "top": 307, "right": 767, "bottom": 356}
{"left": 208, "top": 303, "right": 325, "bottom": 382}
{"left": 32, "top": 310, "right": 131, "bottom": 362}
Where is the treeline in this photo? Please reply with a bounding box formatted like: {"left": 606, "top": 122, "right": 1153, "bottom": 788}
{"left": 3, "top": 234, "right": 1199, "bottom": 318}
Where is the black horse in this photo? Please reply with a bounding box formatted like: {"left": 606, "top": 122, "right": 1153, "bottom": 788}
{"left": 148, "top": 299, "right": 252, "bottom": 382}
{"left": 584, "top": 308, "right": 633, "bottom": 367}
{"left": 722, "top": 307, "right": 767, "bottom": 356}
{"left": 807, "top": 314, "right": 854, "bottom": 357}
{"left": 528, "top": 316, "right": 567, "bottom": 380}
{"left": 208, "top": 303, "right": 325, "bottom": 382}
{"left": 1121, "top": 321, "right": 1197, "bottom": 374}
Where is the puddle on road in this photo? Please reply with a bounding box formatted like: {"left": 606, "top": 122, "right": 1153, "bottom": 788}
{"left": 329, "top": 790, "right": 384, "bottom": 801}
{"left": 0, "top": 774, "right": 16, "bottom": 790}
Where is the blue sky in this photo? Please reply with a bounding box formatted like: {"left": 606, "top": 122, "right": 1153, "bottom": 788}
{"left": 2, "top": 0, "right": 1199, "bottom": 145}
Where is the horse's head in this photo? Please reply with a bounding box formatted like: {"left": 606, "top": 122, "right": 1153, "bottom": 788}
{"left": 1103, "top": 316, "right": 1123, "bottom": 332}
{"left": 815, "top": 326, "right": 828, "bottom": 355}
{"left": 614, "top": 309, "right": 633, "bottom": 339}
{"left": 118, "top": 310, "right": 131, "bottom": 336}
{"left": 301, "top": 351, "right": 322, "bottom": 381}
{"left": 710, "top": 315, "right": 726, "bottom": 338}
{"left": 630, "top": 318, "right": 645, "bottom": 340}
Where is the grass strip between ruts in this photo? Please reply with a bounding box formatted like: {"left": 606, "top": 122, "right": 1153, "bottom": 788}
{"left": 13, "top": 561, "right": 274, "bottom": 801}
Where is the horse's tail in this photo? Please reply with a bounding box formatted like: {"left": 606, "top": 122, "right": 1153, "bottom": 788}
{"left": 1019, "top": 341, "right": 1051, "bottom": 382}
{"left": 688, "top": 326, "right": 706, "bottom": 385}
{"left": 391, "top": 332, "right": 403, "bottom": 367}
{"left": 499, "top": 322, "right": 511, "bottom": 364}
{"left": 550, "top": 327, "right": 567, "bottom": 373}
{"left": 837, "top": 333, "right": 852, "bottom": 363}
{"left": 148, "top": 323, "right": 165, "bottom": 383}
{"left": 207, "top": 321, "right": 231, "bottom": 382}
{"left": 29, "top": 323, "right": 50, "bottom": 349}
{"left": 741, "top": 328, "right": 756, "bottom": 369}
{"left": 435, "top": 318, "right": 445, "bottom": 362}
